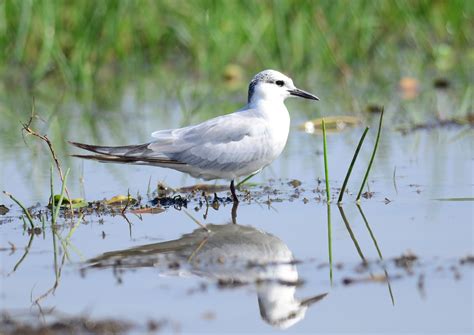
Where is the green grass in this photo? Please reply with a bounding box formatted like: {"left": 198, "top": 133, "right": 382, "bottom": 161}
{"left": 326, "top": 203, "right": 333, "bottom": 284}
{"left": 338, "top": 127, "right": 370, "bottom": 204}
{"left": 356, "top": 109, "right": 384, "bottom": 202}
{"left": 338, "top": 206, "right": 366, "bottom": 262}
{"left": 322, "top": 119, "right": 330, "bottom": 202}
{"left": 2, "top": 191, "right": 35, "bottom": 228}
{"left": 1, "top": 0, "right": 472, "bottom": 90}
{"left": 322, "top": 118, "right": 333, "bottom": 284}
{"left": 52, "top": 168, "right": 70, "bottom": 224}
{"left": 357, "top": 204, "right": 394, "bottom": 305}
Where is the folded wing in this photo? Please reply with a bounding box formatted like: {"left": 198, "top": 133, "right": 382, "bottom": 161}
{"left": 149, "top": 111, "right": 268, "bottom": 172}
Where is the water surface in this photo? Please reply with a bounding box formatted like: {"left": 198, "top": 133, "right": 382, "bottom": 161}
{"left": 1, "top": 71, "right": 473, "bottom": 333}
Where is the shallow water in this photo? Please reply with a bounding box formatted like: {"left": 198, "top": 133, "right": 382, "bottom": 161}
{"left": 0, "top": 73, "right": 473, "bottom": 333}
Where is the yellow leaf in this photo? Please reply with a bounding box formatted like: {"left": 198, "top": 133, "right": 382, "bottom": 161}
{"left": 300, "top": 116, "right": 361, "bottom": 134}
{"left": 106, "top": 195, "right": 137, "bottom": 206}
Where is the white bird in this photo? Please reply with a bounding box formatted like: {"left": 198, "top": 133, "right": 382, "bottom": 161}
{"left": 87, "top": 223, "right": 327, "bottom": 329}
{"left": 70, "top": 69, "right": 319, "bottom": 202}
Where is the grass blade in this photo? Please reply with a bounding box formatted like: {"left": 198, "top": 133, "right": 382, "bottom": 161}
{"left": 322, "top": 119, "right": 330, "bottom": 202}
{"left": 3, "top": 191, "right": 34, "bottom": 228}
{"left": 13, "top": 232, "right": 35, "bottom": 272}
{"left": 236, "top": 171, "right": 260, "bottom": 188}
{"left": 183, "top": 209, "right": 210, "bottom": 232}
{"left": 338, "top": 206, "right": 366, "bottom": 263}
{"left": 356, "top": 109, "right": 384, "bottom": 202}
{"left": 50, "top": 165, "right": 55, "bottom": 224}
{"left": 392, "top": 166, "right": 398, "bottom": 194}
{"left": 326, "top": 203, "right": 333, "bottom": 284}
{"left": 434, "top": 197, "right": 474, "bottom": 202}
{"left": 53, "top": 168, "right": 70, "bottom": 224}
{"left": 357, "top": 204, "right": 395, "bottom": 305}
{"left": 338, "top": 126, "right": 370, "bottom": 204}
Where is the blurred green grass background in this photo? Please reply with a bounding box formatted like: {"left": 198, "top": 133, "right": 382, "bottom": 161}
{"left": 1, "top": 0, "right": 472, "bottom": 89}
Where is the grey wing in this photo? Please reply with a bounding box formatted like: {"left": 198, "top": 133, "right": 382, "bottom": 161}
{"left": 149, "top": 111, "right": 269, "bottom": 171}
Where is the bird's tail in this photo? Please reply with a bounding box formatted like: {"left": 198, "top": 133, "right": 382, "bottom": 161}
{"left": 69, "top": 141, "right": 150, "bottom": 156}
{"left": 69, "top": 141, "right": 182, "bottom": 165}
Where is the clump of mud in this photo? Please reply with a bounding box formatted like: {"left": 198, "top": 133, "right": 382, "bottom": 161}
{"left": 0, "top": 312, "right": 133, "bottom": 335}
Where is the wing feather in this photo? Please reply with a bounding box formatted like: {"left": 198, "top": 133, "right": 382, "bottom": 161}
{"left": 149, "top": 110, "right": 268, "bottom": 171}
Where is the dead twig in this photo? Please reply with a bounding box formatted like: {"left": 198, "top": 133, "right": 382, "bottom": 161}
{"left": 21, "top": 103, "right": 73, "bottom": 215}
{"left": 22, "top": 116, "right": 65, "bottom": 182}
{"left": 121, "top": 189, "right": 131, "bottom": 216}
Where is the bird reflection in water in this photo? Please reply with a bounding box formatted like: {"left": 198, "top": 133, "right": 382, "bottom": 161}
{"left": 87, "top": 223, "right": 327, "bottom": 329}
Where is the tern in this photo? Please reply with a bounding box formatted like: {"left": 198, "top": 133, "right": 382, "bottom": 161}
{"left": 87, "top": 223, "right": 327, "bottom": 329}
{"left": 70, "top": 69, "right": 319, "bottom": 202}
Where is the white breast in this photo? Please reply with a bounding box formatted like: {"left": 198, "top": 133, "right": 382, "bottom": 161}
{"left": 257, "top": 100, "right": 291, "bottom": 164}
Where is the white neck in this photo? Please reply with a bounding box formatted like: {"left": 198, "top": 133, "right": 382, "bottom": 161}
{"left": 249, "top": 83, "right": 288, "bottom": 106}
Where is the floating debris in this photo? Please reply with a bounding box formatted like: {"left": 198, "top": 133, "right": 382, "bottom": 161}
{"left": 459, "top": 255, "right": 474, "bottom": 265}
{"left": 217, "top": 279, "right": 246, "bottom": 289}
{"left": 105, "top": 195, "right": 138, "bottom": 206}
{"left": 27, "top": 227, "right": 42, "bottom": 235}
{"left": 147, "top": 319, "right": 166, "bottom": 333}
{"left": 168, "top": 262, "right": 180, "bottom": 270}
{"left": 361, "top": 191, "right": 374, "bottom": 199}
{"left": 178, "top": 183, "right": 229, "bottom": 194}
{"left": 417, "top": 274, "right": 426, "bottom": 298}
{"left": 201, "top": 311, "right": 216, "bottom": 321}
{"left": 156, "top": 182, "right": 175, "bottom": 197}
{"left": 131, "top": 207, "right": 165, "bottom": 215}
{"left": 288, "top": 179, "right": 302, "bottom": 188}
{"left": 399, "top": 77, "right": 419, "bottom": 100}
{"left": 0, "top": 204, "right": 9, "bottom": 215}
{"left": 342, "top": 273, "right": 397, "bottom": 286}
{"left": 0, "top": 312, "right": 133, "bottom": 335}
{"left": 394, "top": 251, "right": 418, "bottom": 269}
{"left": 301, "top": 116, "right": 361, "bottom": 134}
{"left": 151, "top": 195, "right": 188, "bottom": 209}
{"left": 450, "top": 265, "right": 462, "bottom": 280}
{"left": 396, "top": 115, "right": 474, "bottom": 134}
{"left": 50, "top": 195, "right": 88, "bottom": 209}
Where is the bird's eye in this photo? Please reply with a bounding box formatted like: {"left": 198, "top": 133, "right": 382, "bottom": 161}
{"left": 275, "top": 80, "right": 284, "bottom": 87}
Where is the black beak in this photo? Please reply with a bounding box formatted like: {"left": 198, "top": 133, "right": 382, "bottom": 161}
{"left": 300, "top": 293, "right": 328, "bottom": 307}
{"left": 289, "top": 88, "right": 319, "bottom": 101}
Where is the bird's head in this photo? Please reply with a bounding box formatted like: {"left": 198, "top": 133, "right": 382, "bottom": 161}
{"left": 248, "top": 69, "right": 319, "bottom": 104}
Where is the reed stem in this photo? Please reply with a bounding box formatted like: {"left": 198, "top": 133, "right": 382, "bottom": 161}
{"left": 356, "top": 109, "right": 384, "bottom": 202}
{"left": 338, "top": 126, "right": 370, "bottom": 204}
{"left": 52, "top": 168, "right": 70, "bottom": 224}
{"left": 3, "top": 191, "right": 34, "bottom": 228}
{"left": 326, "top": 204, "right": 333, "bottom": 284}
{"left": 322, "top": 119, "right": 330, "bottom": 203}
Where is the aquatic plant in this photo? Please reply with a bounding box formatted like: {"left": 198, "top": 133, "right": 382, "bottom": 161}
{"left": 337, "top": 127, "right": 369, "bottom": 204}
{"left": 356, "top": 109, "right": 384, "bottom": 202}
{"left": 322, "top": 119, "right": 330, "bottom": 202}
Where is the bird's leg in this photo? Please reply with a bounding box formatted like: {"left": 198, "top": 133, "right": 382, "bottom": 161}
{"left": 202, "top": 191, "right": 209, "bottom": 220}
{"left": 230, "top": 180, "right": 239, "bottom": 204}
{"left": 229, "top": 180, "right": 239, "bottom": 224}
{"left": 231, "top": 200, "right": 239, "bottom": 225}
